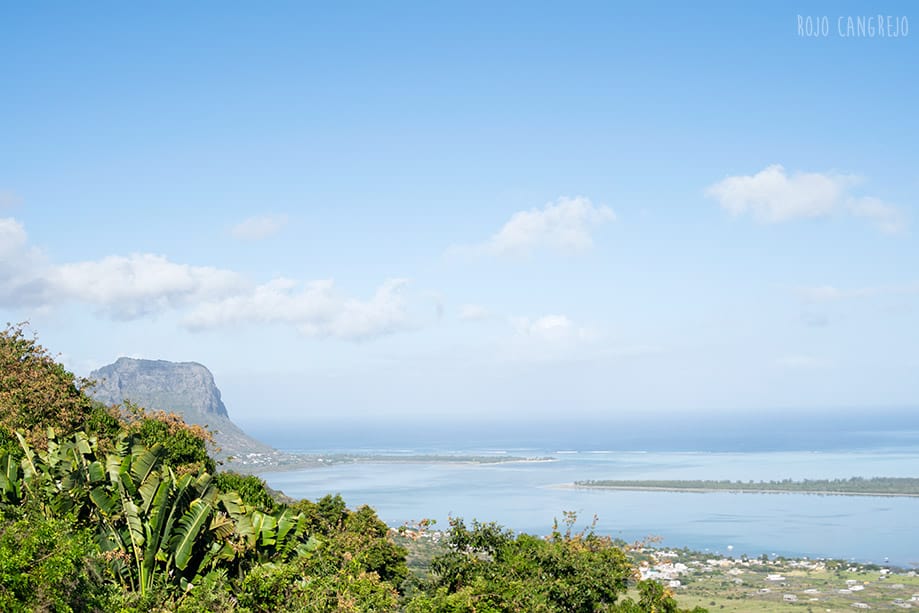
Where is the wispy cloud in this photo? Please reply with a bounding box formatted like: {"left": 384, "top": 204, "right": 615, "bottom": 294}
{"left": 230, "top": 214, "right": 288, "bottom": 241}
{"left": 496, "top": 312, "right": 657, "bottom": 365}
{"left": 848, "top": 197, "right": 906, "bottom": 234}
{"left": 451, "top": 196, "right": 615, "bottom": 257}
{"left": 510, "top": 314, "right": 595, "bottom": 343}
{"left": 706, "top": 165, "right": 905, "bottom": 233}
{"left": 509, "top": 314, "right": 598, "bottom": 345}
{"left": 795, "top": 282, "right": 919, "bottom": 328}
{"left": 797, "top": 283, "right": 919, "bottom": 303}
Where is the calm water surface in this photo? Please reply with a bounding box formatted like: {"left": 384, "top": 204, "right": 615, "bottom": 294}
{"left": 260, "top": 448, "right": 919, "bottom": 567}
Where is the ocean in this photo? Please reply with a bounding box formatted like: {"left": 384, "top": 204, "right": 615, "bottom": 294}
{"left": 248, "top": 410, "right": 919, "bottom": 567}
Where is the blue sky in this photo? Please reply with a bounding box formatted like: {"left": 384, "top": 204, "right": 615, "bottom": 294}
{"left": 1, "top": 2, "right": 917, "bottom": 425}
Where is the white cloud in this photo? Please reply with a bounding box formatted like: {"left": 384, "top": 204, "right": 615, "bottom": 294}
{"left": 0, "top": 223, "right": 244, "bottom": 316}
{"left": 497, "top": 313, "right": 653, "bottom": 365}
{"left": 707, "top": 164, "right": 905, "bottom": 232}
{"left": 327, "top": 279, "right": 411, "bottom": 340}
{"left": 454, "top": 196, "right": 615, "bottom": 257}
{"left": 185, "top": 278, "right": 412, "bottom": 341}
{"left": 707, "top": 164, "right": 851, "bottom": 222}
{"left": 0, "top": 217, "right": 414, "bottom": 341}
{"left": 0, "top": 217, "right": 53, "bottom": 307}
{"left": 230, "top": 214, "right": 288, "bottom": 241}
{"left": 0, "top": 217, "right": 28, "bottom": 259}
{"left": 52, "top": 254, "right": 246, "bottom": 319}
{"left": 459, "top": 304, "right": 490, "bottom": 321}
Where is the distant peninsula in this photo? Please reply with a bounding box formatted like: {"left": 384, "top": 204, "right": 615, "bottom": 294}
{"left": 86, "top": 358, "right": 556, "bottom": 473}
{"left": 570, "top": 477, "right": 919, "bottom": 497}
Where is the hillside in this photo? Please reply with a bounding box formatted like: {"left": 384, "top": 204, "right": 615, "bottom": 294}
{"left": 89, "top": 357, "right": 276, "bottom": 465}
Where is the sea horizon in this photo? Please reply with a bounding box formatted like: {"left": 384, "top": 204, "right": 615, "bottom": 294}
{"left": 239, "top": 405, "right": 919, "bottom": 455}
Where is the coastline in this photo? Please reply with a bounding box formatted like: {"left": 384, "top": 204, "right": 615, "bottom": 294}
{"left": 555, "top": 483, "right": 919, "bottom": 498}
{"left": 245, "top": 454, "right": 557, "bottom": 475}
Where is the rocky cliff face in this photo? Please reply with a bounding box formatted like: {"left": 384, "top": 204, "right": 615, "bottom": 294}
{"left": 89, "top": 358, "right": 276, "bottom": 463}
{"left": 90, "top": 358, "right": 229, "bottom": 424}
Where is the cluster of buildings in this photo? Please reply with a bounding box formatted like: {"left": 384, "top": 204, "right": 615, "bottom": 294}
{"left": 636, "top": 549, "right": 919, "bottom": 609}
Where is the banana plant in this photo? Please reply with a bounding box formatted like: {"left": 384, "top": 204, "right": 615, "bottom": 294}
{"left": 0, "top": 451, "right": 20, "bottom": 504}
{"left": 222, "top": 490, "right": 314, "bottom": 565}
{"left": 7, "top": 429, "right": 107, "bottom": 518}
{"left": 3, "top": 427, "right": 318, "bottom": 598}
{"left": 91, "top": 437, "right": 227, "bottom": 595}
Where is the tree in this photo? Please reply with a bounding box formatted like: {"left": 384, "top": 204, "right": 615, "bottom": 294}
{"left": 0, "top": 510, "right": 112, "bottom": 612}
{"left": 213, "top": 471, "right": 276, "bottom": 512}
{"left": 408, "top": 515, "right": 634, "bottom": 612}
{"left": 0, "top": 323, "right": 98, "bottom": 450}
{"left": 119, "top": 403, "right": 217, "bottom": 475}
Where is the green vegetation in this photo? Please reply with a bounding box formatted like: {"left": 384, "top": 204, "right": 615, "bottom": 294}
{"left": 0, "top": 323, "right": 706, "bottom": 611}
{"left": 213, "top": 472, "right": 278, "bottom": 512}
{"left": 573, "top": 478, "right": 919, "bottom": 496}
{"left": 404, "top": 514, "right": 706, "bottom": 613}
{"left": 0, "top": 510, "right": 111, "bottom": 612}
{"left": 0, "top": 323, "right": 101, "bottom": 451}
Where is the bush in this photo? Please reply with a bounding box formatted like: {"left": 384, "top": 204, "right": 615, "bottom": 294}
{"left": 0, "top": 507, "right": 113, "bottom": 612}
{"left": 409, "top": 516, "right": 634, "bottom": 613}
{"left": 0, "top": 323, "right": 96, "bottom": 449}
{"left": 120, "top": 404, "right": 216, "bottom": 474}
{"left": 214, "top": 472, "right": 276, "bottom": 512}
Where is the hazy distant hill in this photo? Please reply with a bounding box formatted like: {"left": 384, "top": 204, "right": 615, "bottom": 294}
{"left": 89, "top": 357, "right": 277, "bottom": 464}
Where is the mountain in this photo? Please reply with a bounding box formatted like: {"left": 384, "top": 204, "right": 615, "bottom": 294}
{"left": 89, "top": 357, "right": 277, "bottom": 466}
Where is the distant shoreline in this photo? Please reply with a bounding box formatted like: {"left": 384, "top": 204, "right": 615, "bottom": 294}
{"left": 246, "top": 453, "right": 557, "bottom": 474}
{"left": 559, "top": 481, "right": 919, "bottom": 498}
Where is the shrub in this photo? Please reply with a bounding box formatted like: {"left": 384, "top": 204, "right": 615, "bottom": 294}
{"left": 0, "top": 323, "right": 95, "bottom": 449}
{"left": 214, "top": 472, "right": 276, "bottom": 512}
{"left": 0, "top": 507, "right": 113, "bottom": 612}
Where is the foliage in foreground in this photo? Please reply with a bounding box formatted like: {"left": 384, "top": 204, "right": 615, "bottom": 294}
{"left": 405, "top": 514, "right": 706, "bottom": 613}
{"left": 0, "top": 323, "right": 705, "bottom": 611}
{"left": 0, "top": 507, "right": 113, "bottom": 612}
{"left": 0, "top": 428, "right": 410, "bottom": 611}
{"left": 0, "top": 323, "right": 99, "bottom": 451}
